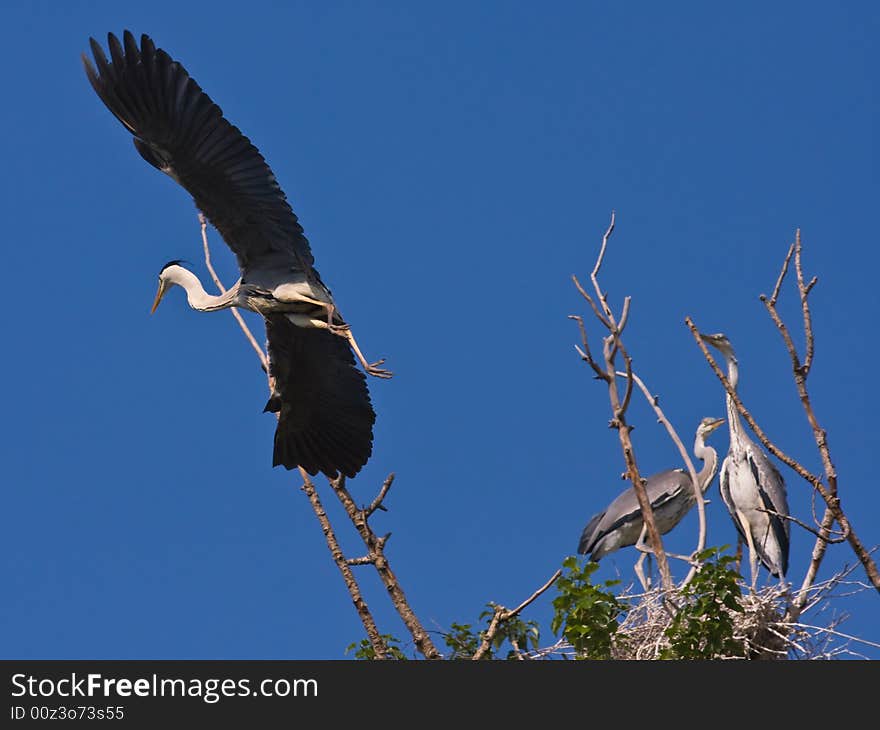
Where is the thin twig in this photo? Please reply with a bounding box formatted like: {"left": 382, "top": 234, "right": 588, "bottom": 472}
{"left": 758, "top": 235, "right": 879, "bottom": 594}
{"left": 793, "top": 231, "right": 816, "bottom": 374}
{"left": 298, "top": 468, "right": 387, "bottom": 658}
{"left": 199, "top": 215, "right": 269, "bottom": 372}
{"left": 365, "top": 473, "right": 395, "bottom": 517}
{"left": 571, "top": 275, "right": 611, "bottom": 329}
{"left": 616, "top": 370, "right": 709, "bottom": 587}
{"left": 768, "top": 242, "right": 795, "bottom": 305}
{"left": 783, "top": 623, "right": 880, "bottom": 651}
{"left": 569, "top": 315, "right": 608, "bottom": 380}
{"left": 472, "top": 569, "right": 562, "bottom": 660}
{"left": 590, "top": 211, "right": 616, "bottom": 321}
{"left": 198, "top": 216, "right": 439, "bottom": 657}
{"left": 330, "top": 475, "right": 442, "bottom": 659}
{"left": 573, "top": 214, "right": 673, "bottom": 592}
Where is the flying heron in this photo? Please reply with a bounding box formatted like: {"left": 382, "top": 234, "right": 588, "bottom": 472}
{"left": 83, "top": 31, "right": 392, "bottom": 479}
{"left": 700, "top": 333, "right": 790, "bottom": 587}
{"left": 577, "top": 416, "right": 725, "bottom": 589}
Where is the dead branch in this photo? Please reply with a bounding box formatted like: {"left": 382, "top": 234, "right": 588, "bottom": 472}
{"left": 472, "top": 568, "right": 562, "bottom": 660}
{"left": 199, "top": 214, "right": 269, "bottom": 372}
{"left": 365, "top": 473, "right": 395, "bottom": 517}
{"left": 616, "top": 370, "right": 709, "bottom": 586}
{"left": 572, "top": 214, "right": 673, "bottom": 591}
{"left": 298, "top": 469, "right": 388, "bottom": 657}
{"left": 199, "top": 219, "right": 441, "bottom": 659}
{"left": 329, "top": 475, "right": 442, "bottom": 659}
{"left": 760, "top": 231, "right": 878, "bottom": 598}
{"left": 685, "top": 230, "right": 880, "bottom": 597}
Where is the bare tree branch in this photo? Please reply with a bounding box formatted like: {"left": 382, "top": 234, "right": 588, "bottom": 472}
{"left": 616, "top": 370, "right": 708, "bottom": 587}
{"left": 758, "top": 232, "right": 879, "bottom": 597}
{"left": 365, "top": 473, "right": 395, "bottom": 517}
{"left": 472, "top": 569, "right": 562, "bottom": 660}
{"left": 199, "top": 218, "right": 440, "bottom": 658}
{"left": 685, "top": 231, "right": 880, "bottom": 597}
{"left": 298, "top": 468, "right": 387, "bottom": 658}
{"left": 572, "top": 214, "right": 673, "bottom": 591}
{"left": 199, "top": 214, "right": 269, "bottom": 372}
{"left": 329, "top": 475, "right": 442, "bottom": 659}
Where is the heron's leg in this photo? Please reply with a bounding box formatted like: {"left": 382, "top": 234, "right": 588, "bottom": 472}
{"left": 633, "top": 526, "right": 652, "bottom": 590}
{"left": 634, "top": 553, "right": 650, "bottom": 592}
{"left": 735, "top": 509, "right": 759, "bottom": 591}
{"left": 339, "top": 326, "right": 393, "bottom": 379}
{"left": 285, "top": 311, "right": 393, "bottom": 379}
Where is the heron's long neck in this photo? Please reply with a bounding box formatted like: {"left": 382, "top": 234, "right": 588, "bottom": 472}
{"left": 693, "top": 434, "right": 719, "bottom": 495}
{"left": 168, "top": 267, "right": 240, "bottom": 311}
{"left": 724, "top": 356, "right": 742, "bottom": 442}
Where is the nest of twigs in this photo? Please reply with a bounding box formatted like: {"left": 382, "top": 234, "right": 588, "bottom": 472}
{"left": 528, "top": 567, "right": 872, "bottom": 660}
{"left": 609, "top": 582, "right": 793, "bottom": 660}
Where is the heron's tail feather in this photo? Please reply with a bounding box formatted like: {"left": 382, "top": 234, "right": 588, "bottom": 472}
{"left": 266, "top": 315, "right": 375, "bottom": 479}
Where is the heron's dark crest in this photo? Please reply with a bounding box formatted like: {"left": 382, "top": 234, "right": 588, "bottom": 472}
{"left": 159, "top": 259, "right": 188, "bottom": 274}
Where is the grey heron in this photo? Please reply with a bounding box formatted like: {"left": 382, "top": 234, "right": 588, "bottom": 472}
{"left": 700, "top": 333, "right": 790, "bottom": 586}
{"left": 577, "top": 416, "right": 725, "bottom": 588}
{"left": 83, "top": 31, "right": 391, "bottom": 479}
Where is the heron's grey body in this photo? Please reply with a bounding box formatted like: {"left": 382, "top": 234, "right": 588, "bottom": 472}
{"left": 84, "top": 31, "right": 386, "bottom": 478}
{"left": 702, "top": 333, "right": 790, "bottom": 584}
{"left": 578, "top": 417, "right": 724, "bottom": 563}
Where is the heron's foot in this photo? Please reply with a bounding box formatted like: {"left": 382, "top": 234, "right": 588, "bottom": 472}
{"left": 363, "top": 359, "right": 393, "bottom": 379}
{"left": 331, "top": 323, "right": 394, "bottom": 379}
{"left": 328, "top": 322, "right": 351, "bottom": 337}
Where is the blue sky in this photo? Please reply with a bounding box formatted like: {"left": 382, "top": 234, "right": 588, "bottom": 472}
{"left": 2, "top": 1, "right": 877, "bottom": 659}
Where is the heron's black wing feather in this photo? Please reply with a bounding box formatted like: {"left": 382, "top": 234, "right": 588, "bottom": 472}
{"left": 747, "top": 453, "right": 790, "bottom": 577}
{"left": 265, "top": 315, "right": 375, "bottom": 479}
{"left": 83, "top": 31, "right": 314, "bottom": 274}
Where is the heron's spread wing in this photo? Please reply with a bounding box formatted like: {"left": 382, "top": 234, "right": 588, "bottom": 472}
{"left": 83, "top": 31, "right": 314, "bottom": 274}
{"left": 264, "top": 314, "right": 375, "bottom": 478}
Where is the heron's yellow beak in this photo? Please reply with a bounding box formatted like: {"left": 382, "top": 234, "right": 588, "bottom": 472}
{"left": 708, "top": 417, "right": 725, "bottom": 432}
{"left": 150, "top": 280, "right": 168, "bottom": 315}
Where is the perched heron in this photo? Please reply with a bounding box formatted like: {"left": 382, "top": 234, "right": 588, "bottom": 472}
{"left": 701, "top": 333, "right": 790, "bottom": 586}
{"left": 83, "top": 31, "right": 392, "bottom": 478}
{"left": 577, "top": 416, "right": 725, "bottom": 588}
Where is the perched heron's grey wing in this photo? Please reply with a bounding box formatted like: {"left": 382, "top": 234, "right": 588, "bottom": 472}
{"left": 746, "top": 450, "right": 790, "bottom": 577}
{"left": 577, "top": 510, "right": 607, "bottom": 556}
{"left": 577, "top": 469, "right": 690, "bottom": 559}
{"left": 719, "top": 457, "right": 747, "bottom": 542}
{"left": 83, "top": 31, "right": 314, "bottom": 275}
{"left": 264, "top": 315, "right": 375, "bottom": 478}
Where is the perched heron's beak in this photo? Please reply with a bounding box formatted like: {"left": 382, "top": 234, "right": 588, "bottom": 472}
{"left": 708, "top": 417, "right": 725, "bottom": 432}
{"left": 150, "top": 280, "right": 168, "bottom": 315}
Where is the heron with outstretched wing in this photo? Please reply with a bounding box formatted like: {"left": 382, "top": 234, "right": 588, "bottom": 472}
{"left": 83, "top": 31, "right": 391, "bottom": 478}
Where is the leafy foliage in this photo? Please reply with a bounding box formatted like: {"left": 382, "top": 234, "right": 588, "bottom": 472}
{"left": 443, "top": 622, "right": 481, "bottom": 659}
{"left": 660, "top": 547, "right": 745, "bottom": 659}
{"left": 551, "top": 557, "right": 626, "bottom": 659}
{"left": 444, "top": 606, "right": 540, "bottom": 659}
{"left": 346, "top": 634, "right": 408, "bottom": 660}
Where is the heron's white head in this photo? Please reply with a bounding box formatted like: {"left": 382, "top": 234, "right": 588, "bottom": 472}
{"left": 700, "top": 332, "right": 737, "bottom": 363}
{"left": 697, "top": 416, "right": 725, "bottom": 440}
{"left": 150, "top": 260, "right": 188, "bottom": 314}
